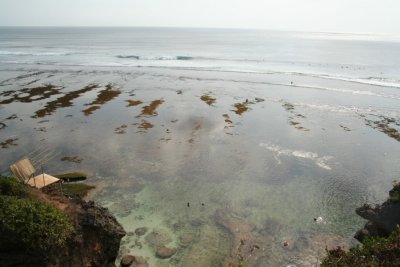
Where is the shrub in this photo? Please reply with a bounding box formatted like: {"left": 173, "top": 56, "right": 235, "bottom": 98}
{"left": 0, "top": 195, "right": 74, "bottom": 252}
{"left": 322, "top": 226, "right": 400, "bottom": 267}
{"left": 0, "top": 176, "right": 27, "bottom": 197}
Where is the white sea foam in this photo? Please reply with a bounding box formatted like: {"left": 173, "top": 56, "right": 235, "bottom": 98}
{"left": 259, "top": 143, "right": 333, "bottom": 170}
{"left": 0, "top": 50, "right": 72, "bottom": 56}
{"left": 318, "top": 74, "right": 400, "bottom": 89}
{"left": 297, "top": 84, "right": 393, "bottom": 98}
{"left": 295, "top": 72, "right": 400, "bottom": 89}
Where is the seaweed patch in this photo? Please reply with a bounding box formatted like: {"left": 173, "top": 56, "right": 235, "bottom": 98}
{"left": 126, "top": 100, "right": 143, "bottom": 107}
{"left": 232, "top": 102, "right": 249, "bottom": 115}
{"left": 340, "top": 125, "right": 351, "bottom": 132}
{"left": 32, "top": 84, "right": 98, "bottom": 118}
{"left": 82, "top": 106, "right": 101, "bottom": 116}
{"left": 137, "top": 120, "right": 154, "bottom": 130}
{"left": 231, "top": 98, "right": 264, "bottom": 115}
{"left": 61, "top": 156, "right": 83, "bottom": 164}
{"left": 82, "top": 83, "right": 121, "bottom": 116}
{"left": 0, "top": 84, "right": 62, "bottom": 105}
{"left": 114, "top": 124, "right": 128, "bottom": 134}
{"left": 200, "top": 94, "right": 216, "bottom": 106}
{"left": 281, "top": 101, "right": 309, "bottom": 131}
{"left": 365, "top": 116, "right": 400, "bottom": 142}
{"left": 138, "top": 99, "right": 164, "bottom": 117}
{"left": 0, "top": 138, "right": 18, "bottom": 149}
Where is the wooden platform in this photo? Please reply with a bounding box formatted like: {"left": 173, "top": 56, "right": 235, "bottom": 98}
{"left": 26, "top": 173, "right": 60, "bottom": 189}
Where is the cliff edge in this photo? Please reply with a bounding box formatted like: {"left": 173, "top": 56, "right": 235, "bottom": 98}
{"left": 0, "top": 177, "right": 125, "bottom": 267}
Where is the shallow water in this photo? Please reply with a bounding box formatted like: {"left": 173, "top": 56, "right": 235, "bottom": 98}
{"left": 1, "top": 28, "right": 400, "bottom": 266}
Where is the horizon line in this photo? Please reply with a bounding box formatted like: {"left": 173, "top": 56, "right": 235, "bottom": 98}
{"left": 0, "top": 25, "right": 395, "bottom": 37}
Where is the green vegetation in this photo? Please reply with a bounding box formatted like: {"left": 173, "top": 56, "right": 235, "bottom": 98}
{"left": 0, "top": 176, "right": 74, "bottom": 253}
{"left": 0, "top": 176, "right": 28, "bottom": 197}
{"left": 62, "top": 183, "right": 95, "bottom": 197}
{"left": 322, "top": 225, "right": 400, "bottom": 267}
{"left": 53, "top": 171, "right": 87, "bottom": 182}
{"left": 0, "top": 196, "right": 74, "bottom": 251}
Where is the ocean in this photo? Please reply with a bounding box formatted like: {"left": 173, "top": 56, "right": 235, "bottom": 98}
{"left": 1, "top": 27, "right": 400, "bottom": 266}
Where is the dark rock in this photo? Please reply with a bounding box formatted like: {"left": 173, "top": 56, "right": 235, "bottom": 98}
{"left": 135, "top": 227, "right": 148, "bottom": 236}
{"left": 356, "top": 202, "right": 400, "bottom": 235}
{"left": 389, "top": 183, "right": 400, "bottom": 202}
{"left": 120, "top": 255, "right": 135, "bottom": 267}
{"left": 355, "top": 183, "right": 400, "bottom": 241}
{"left": 355, "top": 221, "right": 388, "bottom": 242}
{"left": 156, "top": 246, "right": 176, "bottom": 259}
{"left": 354, "top": 228, "right": 370, "bottom": 242}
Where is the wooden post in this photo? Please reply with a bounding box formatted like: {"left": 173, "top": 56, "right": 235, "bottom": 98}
{"left": 41, "top": 164, "right": 45, "bottom": 187}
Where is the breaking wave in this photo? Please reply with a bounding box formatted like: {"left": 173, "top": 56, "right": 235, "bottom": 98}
{"left": 0, "top": 50, "right": 73, "bottom": 56}
{"left": 116, "top": 55, "right": 193, "bottom": 60}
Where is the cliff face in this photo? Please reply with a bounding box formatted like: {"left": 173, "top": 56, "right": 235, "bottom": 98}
{"left": 0, "top": 184, "right": 125, "bottom": 267}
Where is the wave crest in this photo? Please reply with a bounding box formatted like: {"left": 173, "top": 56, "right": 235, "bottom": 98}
{"left": 0, "top": 50, "right": 72, "bottom": 56}
{"left": 116, "top": 55, "right": 193, "bottom": 61}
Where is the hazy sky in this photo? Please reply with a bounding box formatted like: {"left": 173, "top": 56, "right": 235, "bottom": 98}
{"left": 0, "top": 0, "right": 399, "bottom": 34}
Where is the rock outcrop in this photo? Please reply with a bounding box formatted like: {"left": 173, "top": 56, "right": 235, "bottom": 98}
{"left": 156, "top": 246, "right": 177, "bottom": 259}
{"left": 0, "top": 183, "right": 125, "bottom": 267}
{"left": 355, "top": 183, "right": 400, "bottom": 241}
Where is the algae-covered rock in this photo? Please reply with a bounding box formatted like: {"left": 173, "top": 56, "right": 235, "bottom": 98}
{"left": 179, "top": 232, "right": 196, "bottom": 247}
{"left": 53, "top": 171, "right": 88, "bottom": 182}
{"left": 145, "top": 229, "right": 173, "bottom": 249}
{"left": 156, "top": 246, "right": 176, "bottom": 259}
{"left": 135, "top": 227, "right": 148, "bottom": 236}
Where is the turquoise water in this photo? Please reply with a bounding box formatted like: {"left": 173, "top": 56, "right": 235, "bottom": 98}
{"left": 1, "top": 28, "right": 400, "bottom": 266}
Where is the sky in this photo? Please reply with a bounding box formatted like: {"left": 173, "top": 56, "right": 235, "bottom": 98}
{"left": 0, "top": 0, "right": 399, "bottom": 34}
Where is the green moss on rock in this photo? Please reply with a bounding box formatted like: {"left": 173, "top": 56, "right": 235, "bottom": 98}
{"left": 53, "top": 172, "right": 87, "bottom": 182}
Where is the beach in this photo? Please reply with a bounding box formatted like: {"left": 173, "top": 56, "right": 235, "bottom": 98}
{"left": 1, "top": 27, "right": 400, "bottom": 266}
